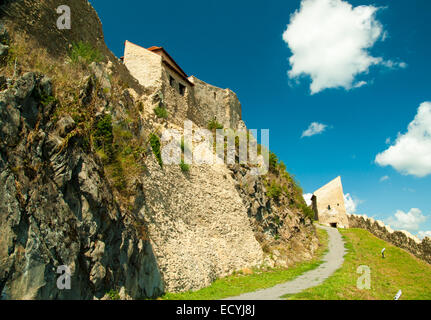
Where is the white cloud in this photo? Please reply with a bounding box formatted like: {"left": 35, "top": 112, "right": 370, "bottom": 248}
{"left": 381, "top": 60, "right": 408, "bottom": 69}
{"left": 282, "top": 0, "right": 405, "bottom": 94}
{"left": 353, "top": 81, "right": 367, "bottom": 89}
{"left": 375, "top": 102, "right": 431, "bottom": 177}
{"left": 386, "top": 208, "right": 427, "bottom": 231}
{"left": 418, "top": 231, "right": 431, "bottom": 240}
{"left": 344, "top": 193, "right": 358, "bottom": 214}
{"left": 303, "top": 193, "right": 313, "bottom": 206}
{"left": 301, "top": 122, "right": 328, "bottom": 137}
{"left": 379, "top": 175, "right": 389, "bottom": 182}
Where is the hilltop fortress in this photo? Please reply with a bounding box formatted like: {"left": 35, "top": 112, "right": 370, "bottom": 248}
{"left": 123, "top": 40, "right": 243, "bottom": 130}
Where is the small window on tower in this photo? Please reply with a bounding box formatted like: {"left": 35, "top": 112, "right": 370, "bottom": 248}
{"left": 179, "top": 83, "right": 186, "bottom": 96}
{"left": 328, "top": 205, "right": 331, "bottom": 210}
{"left": 169, "top": 76, "right": 175, "bottom": 87}
{"left": 214, "top": 92, "right": 217, "bottom": 99}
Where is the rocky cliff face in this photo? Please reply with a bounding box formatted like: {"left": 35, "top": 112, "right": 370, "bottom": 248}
{"left": 0, "top": 72, "right": 163, "bottom": 299}
{"left": 229, "top": 164, "right": 318, "bottom": 267}
{"left": 0, "top": 0, "right": 318, "bottom": 299}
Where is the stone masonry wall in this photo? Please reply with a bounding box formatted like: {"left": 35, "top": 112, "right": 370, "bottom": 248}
{"left": 124, "top": 41, "right": 163, "bottom": 89}
{"left": 136, "top": 156, "right": 264, "bottom": 293}
{"left": 159, "top": 65, "right": 196, "bottom": 128}
{"left": 189, "top": 76, "right": 242, "bottom": 129}
{"left": 348, "top": 214, "right": 431, "bottom": 265}
{"left": 123, "top": 44, "right": 243, "bottom": 130}
{"left": 314, "top": 177, "right": 349, "bottom": 228}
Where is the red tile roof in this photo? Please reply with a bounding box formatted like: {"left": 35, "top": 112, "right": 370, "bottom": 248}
{"left": 146, "top": 46, "right": 189, "bottom": 79}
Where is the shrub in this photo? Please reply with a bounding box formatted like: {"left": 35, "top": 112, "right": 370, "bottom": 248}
{"left": 180, "top": 160, "right": 190, "bottom": 172}
{"left": 69, "top": 41, "right": 104, "bottom": 65}
{"left": 111, "top": 159, "right": 127, "bottom": 190}
{"left": 266, "top": 181, "right": 283, "bottom": 200}
{"left": 93, "top": 114, "right": 114, "bottom": 162}
{"left": 208, "top": 118, "right": 223, "bottom": 130}
{"left": 269, "top": 152, "right": 278, "bottom": 173}
{"left": 301, "top": 203, "right": 315, "bottom": 220}
{"left": 106, "top": 289, "right": 120, "bottom": 300}
{"left": 277, "top": 161, "right": 287, "bottom": 173}
{"left": 40, "top": 95, "right": 56, "bottom": 107}
{"left": 149, "top": 133, "right": 163, "bottom": 168}
{"left": 154, "top": 105, "right": 168, "bottom": 119}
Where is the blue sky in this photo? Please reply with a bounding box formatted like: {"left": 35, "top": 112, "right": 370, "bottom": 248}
{"left": 89, "top": 0, "right": 431, "bottom": 236}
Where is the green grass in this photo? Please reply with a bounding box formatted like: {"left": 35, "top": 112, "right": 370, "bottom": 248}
{"left": 284, "top": 228, "right": 431, "bottom": 300}
{"left": 93, "top": 114, "right": 114, "bottom": 162}
{"left": 179, "top": 160, "right": 190, "bottom": 172}
{"left": 160, "top": 227, "right": 329, "bottom": 300}
{"left": 149, "top": 133, "right": 163, "bottom": 168}
{"left": 265, "top": 181, "right": 283, "bottom": 200}
{"left": 106, "top": 289, "right": 120, "bottom": 300}
{"left": 154, "top": 105, "right": 169, "bottom": 119}
{"left": 208, "top": 118, "right": 223, "bottom": 130}
{"left": 69, "top": 41, "right": 104, "bottom": 65}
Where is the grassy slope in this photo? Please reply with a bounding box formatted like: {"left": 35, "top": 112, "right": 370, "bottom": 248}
{"left": 161, "top": 227, "right": 329, "bottom": 300}
{"left": 285, "top": 228, "right": 431, "bottom": 300}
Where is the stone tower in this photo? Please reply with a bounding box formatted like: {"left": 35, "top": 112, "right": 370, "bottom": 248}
{"left": 311, "top": 176, "right": 349, "bottom": 228}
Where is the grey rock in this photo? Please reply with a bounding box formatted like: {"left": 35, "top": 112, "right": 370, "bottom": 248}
{"left": 0, "top": 73, "right": 164, "bottom": 300}
{"left": 89, "top": 62, "right": 112, "bottom": 92}
{"left": 56, "top": 115, "right": 76, "bottom": 138}
{"left": 79, "top": 75, "right": 96, "bottom": 105}
{"left": 39, "top": 76, "right": 53, "bottom": 97}
{"left": 13, "top": 72, "right": 36, "bottom": 102}
{"left": 0, "top": 43, "right": 9, "bottom": 58}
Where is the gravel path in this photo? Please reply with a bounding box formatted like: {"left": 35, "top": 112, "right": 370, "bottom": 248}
{"left": 224, "top": 225, "right": 346, "bottom": 300}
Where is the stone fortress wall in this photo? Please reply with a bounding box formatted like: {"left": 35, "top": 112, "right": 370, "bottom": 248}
{"left": 348, "top": 214, "right": 431, "bottom": 265}
{"left": 122, "top": 40, "right": 266, "bottom": 292}
{"left": 123, "top": 41, "right": 163, "bottom": 89}
{"left": 123, "top": 41, "right": 243, "bottom": 130}
{"left": 189, "top": 76, "right": 243, "bottom": 129}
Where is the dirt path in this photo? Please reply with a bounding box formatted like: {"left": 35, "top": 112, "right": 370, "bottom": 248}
{"left": 224, "top": 225, "right": 346, "bottom": 300}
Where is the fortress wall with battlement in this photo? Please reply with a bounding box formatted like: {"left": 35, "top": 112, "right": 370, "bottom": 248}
{"left": 348, "top": 214, "right": 431, "bottom": 265}
{"left": 189, "top": 76, "right": 243, "bottom": 129}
